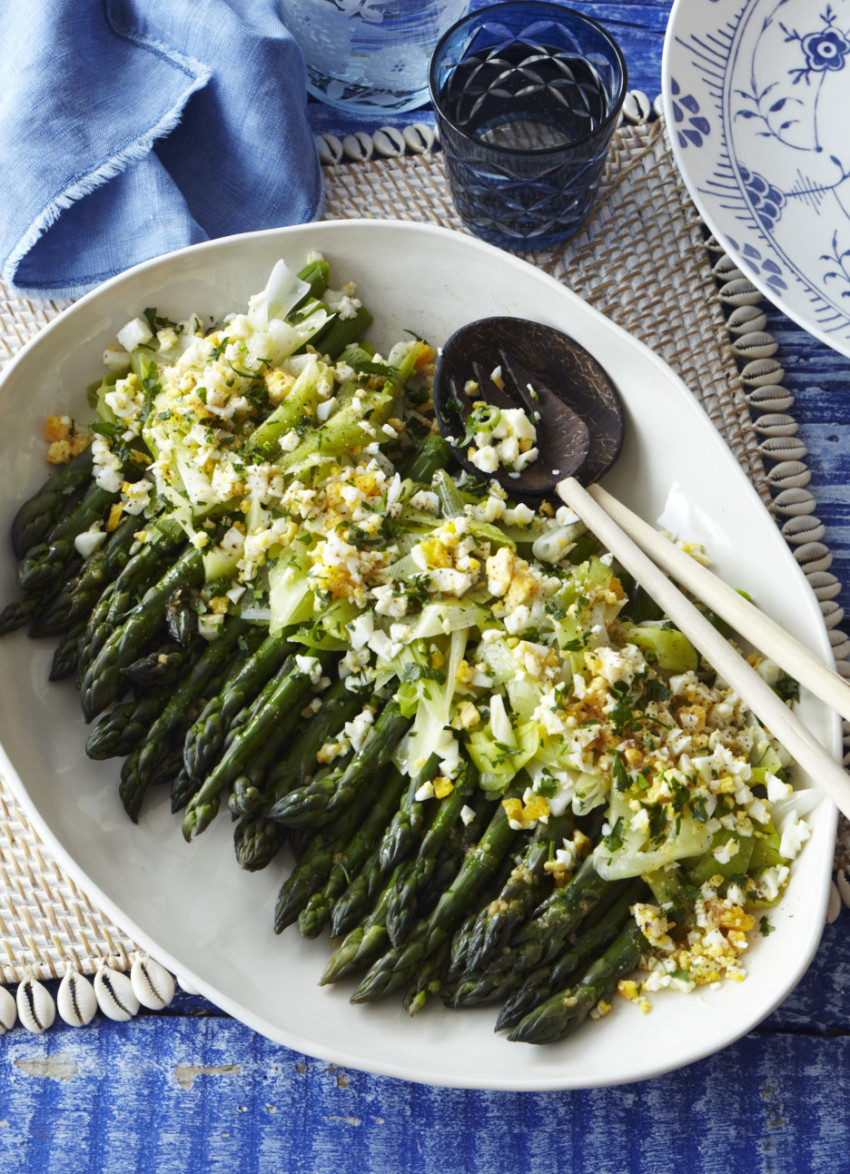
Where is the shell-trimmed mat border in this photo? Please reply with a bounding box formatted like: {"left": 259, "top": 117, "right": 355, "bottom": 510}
{"left": 1, "top": 97, "right": 849, "bottom": 1032}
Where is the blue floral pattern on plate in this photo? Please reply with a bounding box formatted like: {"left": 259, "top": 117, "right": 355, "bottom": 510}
{"left": 663, "top": 0, "right": 850, "bottom": 355}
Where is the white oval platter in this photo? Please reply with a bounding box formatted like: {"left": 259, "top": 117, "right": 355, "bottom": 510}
{"left": 0, "top": 219, "right": 839, "bottom": 1089}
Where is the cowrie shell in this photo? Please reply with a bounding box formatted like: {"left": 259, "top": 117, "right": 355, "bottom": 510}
{"left": 0, "top": 987, "right": 17, "bottom": 1035}
{"left": 57, "top": 970, "right": 98, "bottom": 1028}
{"left": 766, "top": 460, "right": 810, "bottom": 490}
{"left": 316, "top": 134, "right": 343, "bottom": 165}
{"left": 821, "top": 600, "right": 845, "bottom": 630}
{"left": 745, "top": 384, "right": 794, "bottom": 413}
{"left": 373, "top": 125, "right": 405, "bottom": 158}
{"left": 726, "top": 304, "right": 768, "bottom": 335}
{"left": 827, "top": 881, "right": 842, "bottom": 923}
{"left": 403, "top": 122, "right": 435, "bottom": 154}
{"left": 622, "top": 89, "right": 651, "bottom": 124}
{"left": 343, "top": 131, "right": 374, "bottom": 162}
{"left": 741, "top": 356, "right": 785, "bottom": 387}
{"left": 719, "top": 277, "right": 762, "bottom": 307}
{"left": 131, "top": 954, "right": 175, "bottom": 1011}
{"left": 836, "top": 868, "right": 850, "bottom": 907}
{"left": 781, "top": 514, "right": 825, "bottom": 545}
{"left": 732, "top": 331, "right": 778, "bottom": 361}
{"left": 16, "top": 974, "right": 56, "bottom": 1033}
{"left": 712, "top": 253, "right": 744, "bottom": 283}
{"left": 94, "top": 964, "right": 140, "bottom": 1022}
{"left": 758, "top": 435, "right": 808, "bottom": 463}
{"left": 795, "top": 541, "right": 832, "bottom": 574}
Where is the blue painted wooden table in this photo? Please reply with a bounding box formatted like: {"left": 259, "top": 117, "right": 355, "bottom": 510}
{"left": 5, "top": 3, "right": 850, "bottom": 1171}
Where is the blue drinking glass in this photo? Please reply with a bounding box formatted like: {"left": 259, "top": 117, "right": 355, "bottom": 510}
{"left": 429, "top": 2, "right": 628, "bottom": 249}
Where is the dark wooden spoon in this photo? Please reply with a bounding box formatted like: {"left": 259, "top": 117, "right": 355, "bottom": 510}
{"left": 432, "top": 316, "right": 624, "bottom": 498}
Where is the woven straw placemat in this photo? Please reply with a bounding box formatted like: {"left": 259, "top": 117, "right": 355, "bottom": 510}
{"left": 1, "top": 115, "right": 847, "bottom": 992}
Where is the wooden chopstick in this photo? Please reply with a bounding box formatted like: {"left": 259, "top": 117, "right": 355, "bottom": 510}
{"left": 556, "top": 475, "right": 850, "bottom": 821}
{"left": 587, "top": 482, "right": 850, "bottom": 724}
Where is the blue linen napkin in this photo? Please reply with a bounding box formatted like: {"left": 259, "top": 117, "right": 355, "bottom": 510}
{"left": 0, "top": 0, "right": 324, "bottom": 300}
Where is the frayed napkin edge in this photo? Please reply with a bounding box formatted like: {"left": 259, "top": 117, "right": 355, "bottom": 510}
{"left": 2, "top": 47, "right": 213, "bottom": 303}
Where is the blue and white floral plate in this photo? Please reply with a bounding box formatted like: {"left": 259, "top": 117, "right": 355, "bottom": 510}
{"left": 663, "top": 0, "right": 850, "bottom": 356}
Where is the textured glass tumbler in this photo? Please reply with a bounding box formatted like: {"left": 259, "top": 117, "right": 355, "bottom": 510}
{"left": 280, "top": 0, "right": 470, "bottom": 115}
{"left": 429, "top": 2, "right": 627, "bottom": 249}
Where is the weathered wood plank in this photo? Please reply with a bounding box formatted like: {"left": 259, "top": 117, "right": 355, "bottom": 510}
{"left": 2, "top": 1016, "right": 850, "bottom": 1174}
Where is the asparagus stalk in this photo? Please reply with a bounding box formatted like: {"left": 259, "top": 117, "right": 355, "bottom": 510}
{"left": 377, "top": 753, "right": 440, "bottom": 874}
{"left": 278, "top": 766, "right": 405, "bottom": 934}
{"left": 322, "top": 753, "right": 452, "bottom": 940}
{"left": 448, "top": 856, "right": 617, "bottom": 1006}
{"left": 17, "top": 480, "right": 121, "bottom": 594}
{"left": 231, "top": 676, "right": 370, "bottom": 862}
{"left": 267, "top": 699, "right": 410, "bottom": 828}
{"left": 118, "top": 617, "right": 261, "bottom": 821}
{"left": 461, "top": 810, "right": 576, "bottom": 975}
{"left": 11, "top": 445, "right": 94, "bottom": 558}
{"left": 348, "top": 788, "right": 522, "bottom": 1004}
{"left": 404, "top": 939, "right": 451, "bottom": 1017}
{"left": 181, "top": 627, "right": 294, "bottom": 783}
{"left": 507, "top": 924, "right": 648, "bottom": 1045}
{"left": 384, "top": 760, "right": 478, "bottom": 949}
{"left": 48, "top": 622, "right": 87, "bottom": 681}
{"left": 30, "top": 510, "right": 146, "bottom": 638}
{"left": 319, "top": 862, "right": 407, "bottom": 986}
{"left": 76, "top": 519, "right": 185, "bottom": 679}
{"left": 79, "top": 545, "right": 205, "bottom": 721}
{"left": 495, "top": 880, "right": 646, "bottom": 1031}
{"left": 0, "top": 594, "right": 46, "bottom": 637}
{"left": 181, "top": 653, "right": 330, "bottom": 840}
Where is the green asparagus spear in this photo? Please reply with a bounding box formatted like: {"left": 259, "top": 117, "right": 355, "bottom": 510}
{"left": 385, "top": 760, "right": 478, "bottom": 949}
{"left": 279, "top": 765, "right": 405, "bottom": 934}
{"left": 294, "top": 257, "right": 331, "bottom": 306}
{"left": 450, "top": 856, "right": 617, "bottom": 1006}
{"left": 181, "top": 653, "right": 330, "bottom": 840}
{"left": 79, "top": 545, "right": 205, "bottom": 721}
{"left": 17, "top": 480, "right": 121, "bottom": 594}
{"left": 507, "top": 923, "right": 648, "bottom": 1045}
{"left": 170, "top": 768, "right": 197, "bottom": 814}
{"left": 297, "top": 765, "right": 409, "bottom": 938}
{"left": 0, "top": 594, "right": 46, "bottom": 637}
{"left": 30, "top": 510, "right": 146, "bottom": 638}
{"left": 377, "top": 753, "right": 440, "bottom": 874}
{"left": 404, "top": 939, "right": 452, "bottom": 1016}
{"left": 48, "top": 621, "right": 87, "bottom": 681}
{"left": 349, "top": 787, "right": 522, "bottom": 1003}
{"left": 462, "top": 810, "right": 576, "bottom": 974}
{"left": 181, "top": 627, "right": 294, "bottom": 783}
{"left": 76, "top": 518, "right": 185, "bottom": 678}
{"left": 164, "top": 587, "right": 199, "bottom": 647}
{"left": 86, "top": 692, "right": 169, "bottom": 760}
{"left": 119, "top": 618, "right": 261, "bottom": 821}
{"left": 267, "top": 699, "right": 410, "bottom": 828}
{"left": 231, "top": 684, "right": 365, "bottom": 856}
{"left": 313, "top": 305, "right": 374, "bottom": 362}
{"left": 11, "top": 445, "right": 94, "bottom": 558}
{"left": 319, "top": 862, "right": 407, "bottom": 986}
{"left": 495, "top": 880, "right": 646, "bottom": 1031}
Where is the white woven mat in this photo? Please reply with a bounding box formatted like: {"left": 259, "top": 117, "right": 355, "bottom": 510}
{"left": 1, "top": 115, "right": 847, "bottom": 986}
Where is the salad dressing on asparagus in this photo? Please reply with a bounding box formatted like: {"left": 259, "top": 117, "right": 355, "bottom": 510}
{"left": 1, "top": 256, "right": 816, "bottom": 1046}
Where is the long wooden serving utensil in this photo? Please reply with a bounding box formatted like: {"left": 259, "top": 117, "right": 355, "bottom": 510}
{"left": 433, "top": 317, "right": 850, "bottom": 819}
